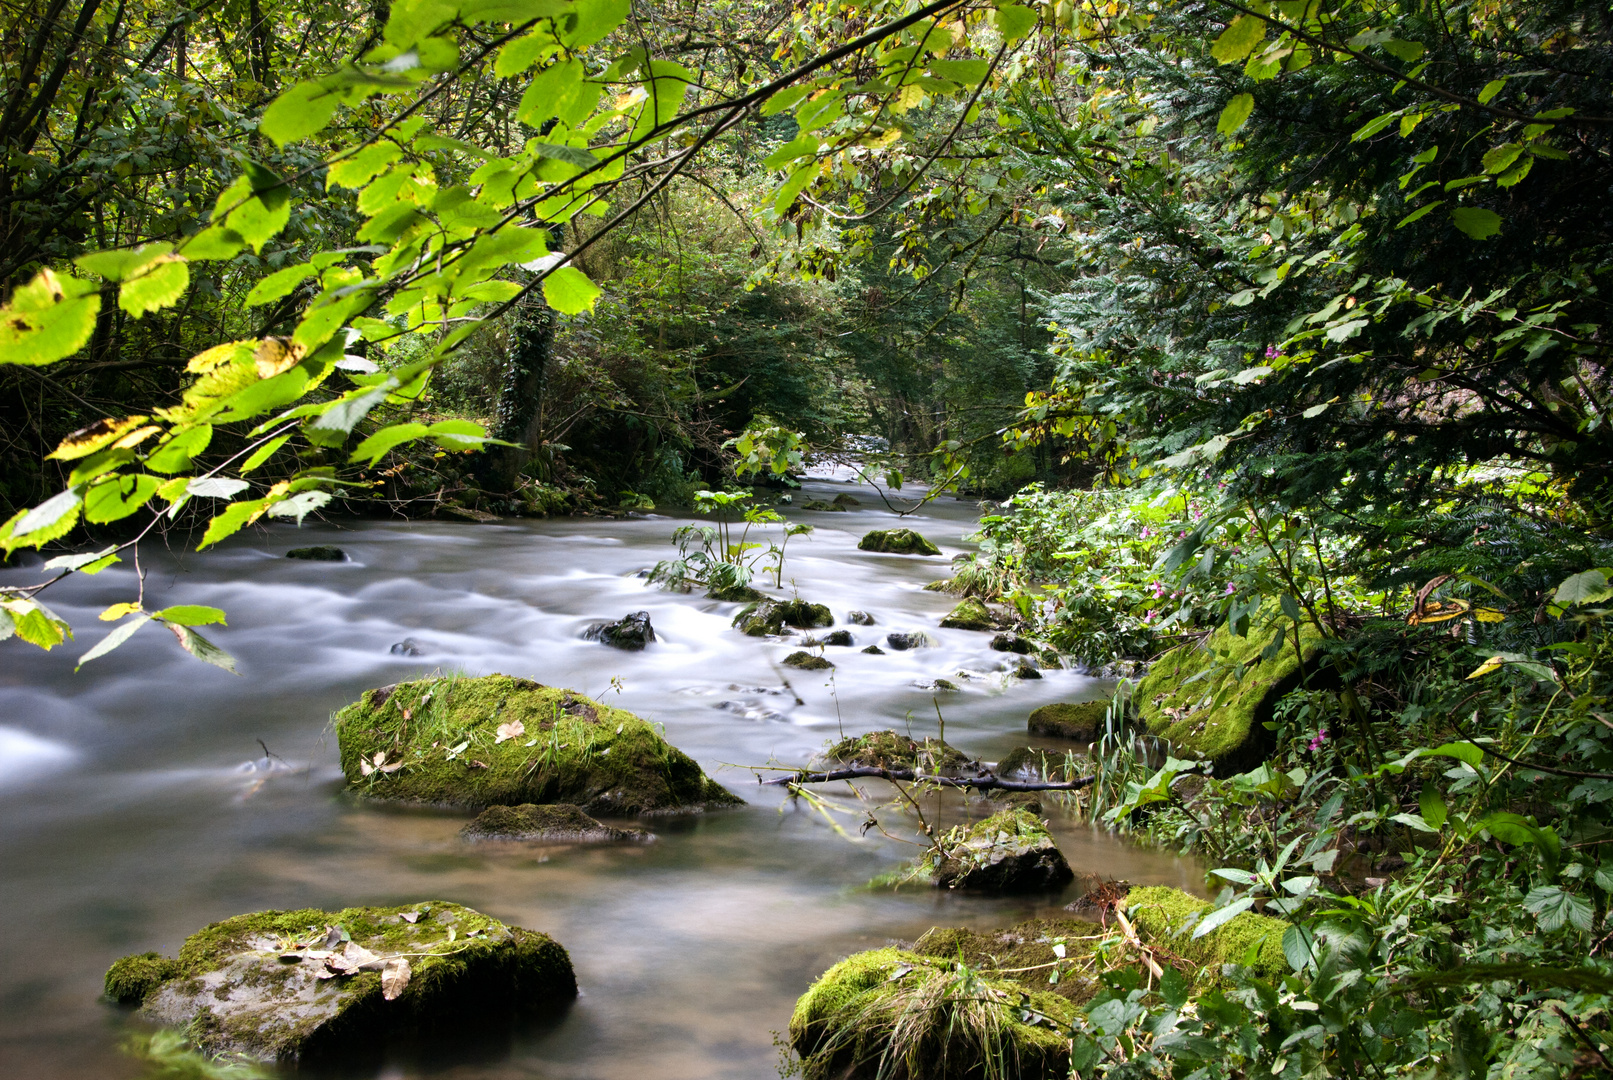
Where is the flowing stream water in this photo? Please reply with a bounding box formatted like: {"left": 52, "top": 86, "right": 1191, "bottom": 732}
{"left": 0, "top": 470, "right": 1201, "bottom": 1079}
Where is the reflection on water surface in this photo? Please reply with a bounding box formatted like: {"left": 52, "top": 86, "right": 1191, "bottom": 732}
{"left": 0, "top": 475, "right": 1200, "bottom": 1079}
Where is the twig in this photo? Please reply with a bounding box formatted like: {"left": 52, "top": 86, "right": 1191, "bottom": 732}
{"left": 761, "top": 765, "right": 1096, "bottom": 791}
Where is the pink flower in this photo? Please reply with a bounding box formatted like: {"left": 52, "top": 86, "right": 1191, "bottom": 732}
{"left": 1144, "top": 609, "right": 1158, "bottom": 623}
{"left": 1307, "top": 728, "right": 1328, "bottom": 752}
{"left": 1224, "top": 582, "right": 1236, "bottom": 596}
{"left": 1266, "top": 345, "right": 1283, "bottom": 359}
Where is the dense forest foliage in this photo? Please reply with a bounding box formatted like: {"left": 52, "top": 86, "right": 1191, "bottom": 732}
{"left": 4, "top": 0, "right": 1613, "bottom": 1075}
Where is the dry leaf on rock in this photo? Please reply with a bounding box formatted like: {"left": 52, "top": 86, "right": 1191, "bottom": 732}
{"left": 400, "top": 911, "right": 421, "bottom": 924}
{"left": 494, "top": 719, "right": 525, "bottom": 744}
{"left": 345, "top": 941, "right": 384, "bottom": 970}
{"left": 381, "top": 957, "right": 411, "bottom": 1000}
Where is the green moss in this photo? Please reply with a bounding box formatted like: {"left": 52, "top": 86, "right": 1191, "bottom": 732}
{"left": 333, "top": 673, "right": 742, "bottom": 814}
{"left": 731, "top": 598, "right": 834, "bottom": 635}
{"left": 783, "top": 651, "right": 834, "bottom": 670}
{"left": 858, "top": 529, "right": 942, "bottom": 556}
{"left": 106, "top": 952, "right": 181, "bottom": 1004}
{"left": 706, "top": 583, "right": 765, "bottom": 602}
{"left": 1126, "top": 886, "right": 1289, "bottom": 978}
{"left": 1027, "top": 701, "right": 1111, "bottom": 741}
{"left": 939, "top": 597, "right": 995, "bottom": 630}
{"left": 878, "top": 809, "right": 1074, "bottom": 893}
{"left": 822, "top": 729, "right": 969, "bottom": 771}
{"left": 911, "top": 917, "right": 1104, "bottom": 1006}
{"left": 832, "top": 494, "right": 860, "bottom": 508}
{"left": 1136, "top": 610, "right": 1323, "bottom": 764}
{"left": 114, "top": 902, "right": 577, "bottom": 1063}
{"left": 790, "top": 947, "right": 1074, "bottom": 1080}
{"left": 801, "top": 499, "right": 847, "bottom": 511}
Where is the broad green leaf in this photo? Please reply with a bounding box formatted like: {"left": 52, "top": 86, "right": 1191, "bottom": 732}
{"left": 1522, "top": 885, "right": 1594, "bottom": 933}
{"left": 214, "top": 163, "right": 292, "bottom": 254}
{"left": 240, "top": 434, "right": 291, "bottom": 474}
{"left": 160, "top": 619, "right": 240, "bottom": 673}
{"left": 1391, "top": 812, "right": 1438, "bottom": 833}
{"left": 145, "top": 424, "right": 214, "bottom": 473}
{"left": 1352, "top": 111, "right": 1399, "bottom": 142}
{"left": 351, "top": 421, "right": 429, "bottom": 465}
{"left": 155, "top": 605, "right": 226, "bottom": 626}
{"left": 0, "top": 268, "right": 101, "bottom": 367}
{"left": 542, "top": 266, "right": 601, "bottom": 313}
{"left": 118, "top": 257, "right": 190, "bottom": 317}
{"left": 1218, "top": 93, "right": 1254, "bottom": 136}
{"left": 564, "top": 0, "right": 629, "bottom": 50}
{"left": 84, "top": 474, "right": 161, "bottom": 523}
{"left": 244, "top": 264, "right": 318, "bottom": 307}
{"left": 1210, "top": 15, "right": 1265, "bottom": 64}
{"left": 186, "top": 477, "right": 251, "bottom": 499}
{"left": 264, "top": 490, "right": 332, "bottom": 524}
{"left": 1478, "top": 78, "right": 1508, "bottom": 104}
{"left": 13, "top": 607, "right": 69, "bottom": 649}
{"left": 14, "top": 486, "right": 83, "bottom": 539}
{"left": 1482, "top": 143, "right": 1524, "bottom": 174}
{"left": 43, "top": 545, "right": 118, "bottom": 572}
{"left": 1396, "top": 200, "right": 1443, "bottom": 228}
{"left": 1554, "top": 569, "right": 1613, "bottom": 607}
{"left": 260, "top": 78, "right": 344, "bottom": 145}
{"left": 928, "top": 58, "right": 990, "bottom": 86}
{"left": 1381, "top": 38, "right": 1424, "bottom": 61}
{"left": 993, "top": 3, "right": 1036, "bottom": 43}
{"left": 74, "top": 243, "right": 173, "bottom": 282}
{"left": 197, "top": 498, "right": 269, "bottom": 549}
{"left": 1190, "top": 895, "right": 1255, "bottom": 938}
{"left": 328, "top": 142, "right": 404, "bottom": 190}
{"left": 176, "top": 225, "right": 245, "bottom": 262}
{"left": 495, "top": 30, "right": 557, "bottom": 78}
{"left": 426, "top": 418, "right": 488, "bottom": 449}
{"left": 517, "top": 58, "right": 590, "bottom": 127}
{"left": 77, "top": 613, "right": 152, "bottom": 667}
{"left": 1451, "top": 206, "right": 1501, "bottom": 239}
{"left": 1282, "top": 925, "right": 1315, "bottom": 971}
{"left": 1419, "top": 783, "right": 1448, "bottom": 829}
{"left": 311, "top": 385, "right": 391, "bottom": 436}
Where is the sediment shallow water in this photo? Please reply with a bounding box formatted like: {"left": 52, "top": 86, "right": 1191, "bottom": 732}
{"left": 0, "top": 470, "right": 1201, "bottom": 1079}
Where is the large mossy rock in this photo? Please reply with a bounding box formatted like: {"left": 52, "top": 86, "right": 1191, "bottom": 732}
{"left": 1136, "top": 613, "right": 1323, "bottom": 765}
{"left": 1028, "top": 700, "right": 1111, "bottom": 741}
{"left": 1126, "top": 886, "right": 1289, "bottom": 978}
{"left": 857, "top": 528, "right": 941, "bottom": 556}
{"left": 106, "top": 902, "right": 575, "bottom": 1063}
{"left": 732, "top": 597, "right": 834, "bottom": 635}
{"left": 789, "top": 946, "right": 1075, "bottom": 1080}
{"left": 876, "top": 808, "right": 1074, "bottom": 893}
{"left": 334, "top": 674, "right": 741, "bottom": 815}
{"left": 818, "top": 729, "right": 971, "bottom": 773}
{"left": 938, "top": 597, "right": 996, "bottom": 630}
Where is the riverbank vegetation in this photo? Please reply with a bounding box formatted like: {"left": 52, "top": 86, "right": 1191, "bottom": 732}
{"left": 4, "top": 0, "right": 1612, "bottom": 1074}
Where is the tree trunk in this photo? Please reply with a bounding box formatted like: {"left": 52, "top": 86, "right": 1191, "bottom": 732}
{"left": 478, "top": 277, "right": 557, "bottom": 493}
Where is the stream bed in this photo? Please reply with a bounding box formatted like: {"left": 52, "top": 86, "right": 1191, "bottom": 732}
{"left": 0, "top": 472, "right": 1201, "bottom": 1079}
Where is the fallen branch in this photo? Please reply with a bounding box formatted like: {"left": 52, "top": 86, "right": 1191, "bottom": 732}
{"left": 760, "top": 765, "right": 1097, "bottom": 791}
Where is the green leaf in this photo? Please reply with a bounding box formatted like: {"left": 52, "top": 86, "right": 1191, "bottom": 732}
{"left": 260, "top": 79, "right": 343, "bottom": 145}
{"left": 1522, "top": 885, "right": 1594, "bottom": 933}
{"left": 155, "top": 604, "right": 227, "bottom": 626}
{"left": 119, "top": 257, "right": 190, "bottom": 317}
{"left": 1352, "top": 111, "right": 1399, "bottom": 142}
{"left": 43, "top": 545, "right": 118, "bottom": 572}
{"left": 541, "top": 266, "right": 601, "bottom": 314}
{"left": 240, "top": 434, "right": 291, "bottom": 475}
{"left": 1210, "top": 15, "right": 1265, "bottom": 64}
{"left": 351, "top": 421, "right": 429, "bottom": 465}
{"left": 517, "top": 58, "right": 589, "bottom": 127}
{"left": 14, "top": 486, "right": 83, "bottom": 539}
{"left": 264, "top": 490, "right": 332, "bottom": 524}
{"left": 1396, "top": 200, "right": 1443, "bottom": 228}
{"left": 1418, "top": 783, "right": 1448, "bottom": 829}
{"left": 214, "top": 163, "right": 292, "bottom": 254}
{"left": 563, "top": 0, "right": 628, "bottom": 48}
{"left": 0, "top": 268, "right": 101, "bottom": 367}
{"left": 177, "top": 225, "right": 245, "bottom": 262}
{"left": 84, "top": 473, "right": 161, "bottom": 523}
{"left": 1451, "top": 206, "right": 1501, "bottom": 239}
{"left": 426, "top": 418, "right": 489, "bottom": 449}
{"left": 145, "top": 424, "right": 213, "bottom": 473}
{"left": 1282, "top": 925, "right": 1315, "bottom": 971}
{"left": 993, "top": 4, "right": 1036, "bottom": 42}
{"left": 1554, "top": 569, "right": 1613, "bottom": 607}
{"left": 196, "top": 499, "right": 268, "bottom": 549}
{"left": 1190, "top": 895, "right": 1255, "bottom": 938}
{"left": 1478, "top": 78, "right": 1508, "bottom": 104}
{"left": 1381, "top": 38, "right": 1424, "bottom": 61}
{"left": 328, "top": 142, "right": 404, "bottom": 190}
{"left": 186, "top": 477, "right": 251, "bottom": 499}
{"left": 930, "top": 58, "right": 990, "bottom": 85}
{"left": 14, "top": 607, "right": 69, "bottom": 649}
{"left": 75, "top": 243, "right": 174, "bottom": 282}
{"left": 77, "top": 613, "right": 152, "bottom": 668}
{"left": 244, "top": 263, "right": 318, "bottom": 307}
{"left": 1482, "top": 143, "right": 1524, "bottom": 175}
{"left": 1217, "top": 93, "right": 1254, "bottom": 136}
{"left": 1391, "top": 811, "right": 1438, "bottom": 834}
{"left": 160, "top": 619, "right": 240, "bottom": 673}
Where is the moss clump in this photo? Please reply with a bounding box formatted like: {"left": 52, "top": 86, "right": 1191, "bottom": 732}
{"left": 885, "top": 631, "right": 936, "bottom": 650}
{"left": 706, "top": 583, "right": 765, "bottom": 602}
{"left": 460, "top": 803, "right": 650, "bottom": 842}
{"left": 333, "top": 673, "right": 741, "bottom": 815}
{"left": 800, "top": 499, "right": 847, "bottom": 511}
{"left": 861, "top": 645, "right": 885, "bottom": 655}
{"left": 286, "top": 545, "right": 344, "bottom": 561}
{"left": 803, "top": 629, "right": 854, "bottom": 647}
{"left": 106, "top": 952, "right": 182, "bottom": 1004}
{"left": 112, "top": 902, "right": 575, "bottom": 1063}
{"left": 831, "top": 493, "right": 861, "bottom": 508}
{"left": 1136, "top": 609, "right": 1323, "bottom": 764}
{"left": 992, "top": 632, "right": 1032, "bottom": 654}
{"left": 911, "top": 918, "right": 1104, "bottom": 1006}
{"left": 858, "top": 529, "right": 941, "bottom": 556}
{"left": 1028, "top": 701, "right": 1112, "bottom": 741}
{"left": 732, "top": 598, "right": 834, "bottom": 635}
{"left": 783, "top": 651, "right": 834, "bottom": 670}
{"left": 789, "top": 947, "right": 1075, "bottom": 1080}
{"left": 877, "top": 809, "right": 1074, "bottom": 893}
{"left": 939, "top": 597, "right": 996, "bottom": 631}
{"left": 821, "top": 729, "right": 970, "bottom": 772}
{"left": 1127, "top": 886, "right": 1289, "bottom": 978}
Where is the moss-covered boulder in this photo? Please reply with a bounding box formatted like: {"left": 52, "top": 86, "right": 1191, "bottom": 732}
{"left": 1136, "top": 612, "right": 1323, "bottom": 765}
{"left": 861, "top": 645, "right": 885, "bottom": 655}
{"left": 884, "top": 630, "right": 936, "bottom": 650}
{"left": 784, "top": 651, "right": 834, "bottom": 671}
{"left": 706, "top": 583, "right": 766, "bottom": 602}
{"left": 789, "top": 946, "right": 1075, "bottom": 1080}
{"left": 582, "top": 611, "right": 655, "bottom": 649}
{"left": 819, "top": 730, "right": 972, "bottom": 773}
{"left": 847, "top": 610, "right": 875, "bottom": 625}
{"left": 460, "top": 803, "right": 651, "bottom": 843}
{"left": 334, "top": 674, "right": 741, "bottom": 815}
{"left": 858, "top": 529, "right": 941, "bottom": 556}
{"left": 804, "top": 629, "right": 854, "bottom": 647}
{"left": 732, "top": 598, "right": 834, "bottom": 635}
{"left": 800, "top": 499, "right": 846, "bottom": 511}
{"left": 1010, "top": 660, "right": 1042, "bottom": 680}
{"left": 108, "top": 902, "right": 575, "bottom": 1063}
{"left": 106, "top": 952, "right": 182, "bottom": 1004}
{"left": 1126, "top": 886, "right": 1289, "bottom": 978}
{"left": 939, "top": 597, "right": 996, "bottom": 631}
{"left": 832, "top": 493, "right": 861, "bottom": 508}
{"left": 1028, "top": 700, "right": 1111, "bottom": 741}
{"left": 877, "top": 809, "right": 1074, "bottom": 893}
{"left": 992, "top": 632, "right": 1032, "bottom": 653}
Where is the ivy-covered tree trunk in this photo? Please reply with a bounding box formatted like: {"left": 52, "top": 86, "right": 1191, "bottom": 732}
{"left": 478, "top": 276, "right": 556, "bottom": 494}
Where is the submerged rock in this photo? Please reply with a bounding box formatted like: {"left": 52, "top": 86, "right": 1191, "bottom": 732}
{"left": 732, "top": 598, "right": 834, "bottom": 636}
{"left": 389, "top": 638, "right": 423, "bottom": 656}
{"left": 783, "top": 651, "right": 834, "bottom": 671}
{"left": 991, "top": 632, "right": 1032, "bottom": 654}
{"left": 106, "top": 902, "right": 575, "bottom": 1063}
{"left": 1010, "top": 660, "right": 1042, "bottom": 680}
{"left": 860, "top": 645, "right": 885, "bottom": 655}
{"left": 995, "top": 746, "right": 1069, "bottom": 781}
{"left": 439, "top": 505, "right": 501, "bottom": 523}
{"left": 818, "top": 729, "right": 971, "bottom": 773}
{"left": 800, "top": 499, "right": 846, "bottom": 511}
{"left": 286, "top": 545, "right": 345, "bottom": 561}
{"left": 334, "top": 674, "right": 741, "bottom": 815}
{"left": 939, "top": 597, "right": 996, "bottom": 631}
{"left": 706, "top": 583, "right": 766, "bottom": 602}
{"left": 583, "top": 611, "right": 656, "bottom": 650}
{"left": 883, "top": 631, "right": 935, "bottom": 651}
{"left": 1137, "top": 607, "right": 1322, "bottom": 765}
{"left": 831, "top": 493, "right": 861, "bottom": 508}
{"left": 857, "top": 528, "right": 941, "bottom": 556}
{"left": 846, "top": 610, "right": 875, "bottom": 625}
{"left": 461, "top": 803, "right": 651, "bottom": 843}
{"left": 875, "top": 808, "right": 1074, "bottom": 893}
{"left": 803, "top": 629, "right": 854, "bottom": 647}
{"left": 1028, "top": 700, "right": 1111, "bottom": 741}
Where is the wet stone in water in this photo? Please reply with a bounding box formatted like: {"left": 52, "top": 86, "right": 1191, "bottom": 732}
{"left": 884, "top": 631, "right": 934, "bottom": 651}
{"left": 803, "top": 629, "right": 854, "bottom": 647}
{"left": 286, "top": 545, "right": 345, "bottom": 561}
{"left": 390, "top": 638, "right": 423, "bottom": 656}
{"left": 991, "top": 632, "right": 1032, "bottom": 653}
{"left": 861, "top": 645, "right": 885, "bottom": 655}
{"left": 846, "top": 610, "right": 875, "bottom": 625}
{"left": 783, "top": 651, "right": 834, "bottom": 670}
{"left": 583, "top": 611, "right": 656, "bottom": 650}
{"left": 461, "top": 803, "right": 652, "bottom": 843}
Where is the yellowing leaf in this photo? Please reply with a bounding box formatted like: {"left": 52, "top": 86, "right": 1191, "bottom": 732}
{"left": 1468, "top": 655, "right": 1505, "bottom": 679}
{"left": 118, "top": 256, "right": 190, "bottom": 318}
{"left": 0, "top": 268, "right": 101, "bottom": 367}
{"left": 100, "top": 602, "right": 145, "bottom": 621}
{"left": 254, "top": 337, "right": 307, "bottom": 379}
{"left": 1211, "top": 15, "right": 1265, "bottom": 64}
{"left": 494, "top": 719, "right": 526, "bottom": 744}
{"left": 48, "top": 416, "right": 151, "bottom": 460}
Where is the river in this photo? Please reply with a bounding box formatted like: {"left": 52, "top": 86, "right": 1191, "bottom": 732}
{"left": 0, "top": 470, "right": 1201, "bottom": 1079}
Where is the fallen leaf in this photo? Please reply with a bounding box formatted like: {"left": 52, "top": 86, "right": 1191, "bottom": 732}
{"left": 401, "top": 708, "right": 413, "bottom": 720}
{"left": 381, "top": 957, "right": 412, "bottom": 1000}
{"left": 494, "top": 719, "right": 525, "bottom": 744}
{"left": 469, "top": 759, "right": 489, "bottom": 769}
{"left": 345, "top": 941, "right": 384, "bottom": 970}
{"left": 400, "top": 911, "right": 421, "bottom": 924}
{"left": 372, "top": 751, "right": 387, "bottom": 766}
{"left": 447, "top": 926, "right": 457, "bottom": 943}
{"left": 322, "top": 926, "right": 344, "bottom": 950}
{"left": 360, "top": 758, "right": 374, "bottom": 776}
